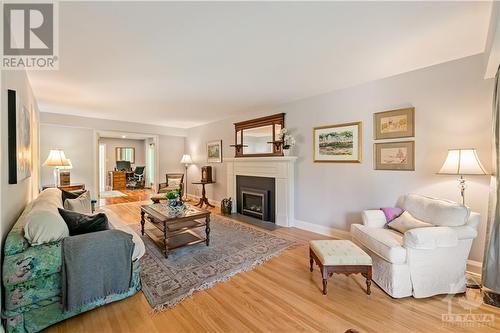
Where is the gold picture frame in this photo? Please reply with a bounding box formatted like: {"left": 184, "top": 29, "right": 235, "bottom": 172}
{"left": 374, "top": 141, "right": 415, "bottom": 171}
{"left": 313, "top": 121, "right": 362, "bottom": 163}
{"left": 374, "top": 107, "right": 414, "bottom": 140}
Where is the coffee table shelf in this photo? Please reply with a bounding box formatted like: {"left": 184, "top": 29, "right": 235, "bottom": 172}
{"left": 140, "top": 203, "right": 211, "bottom": 258}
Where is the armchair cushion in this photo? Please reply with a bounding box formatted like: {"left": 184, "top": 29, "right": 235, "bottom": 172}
{"left": 351, "top": 224, "right": 407, "bottom": 264}
{"left": 403, "top": 227, "right": 458, "bottom": 250}
{"left": 401, "top": 194, "right": 470, "bottom": 227}
{"left": 387, "top": 211, "right": 433, "bottom": 233}
{"left": 361, "top": 210, "right": 387, "bottom": 228}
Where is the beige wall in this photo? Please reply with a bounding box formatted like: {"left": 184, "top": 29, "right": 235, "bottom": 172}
{"left": 1, "top": 69, "right": 40, "bottom": 329}
{"left": 185, "top": 54, "right": 493, "bottom": 263}
{"left": 99, "top": 137, "right": 146, "bottom": 172}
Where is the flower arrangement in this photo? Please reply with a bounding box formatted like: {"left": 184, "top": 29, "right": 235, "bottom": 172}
{"left": 278, "top": 128, "right": 296, "bottom": 150}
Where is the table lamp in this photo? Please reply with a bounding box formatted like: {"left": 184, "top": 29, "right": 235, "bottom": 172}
{"left": 180, "top": 154, "right": 193, "bottom": 201}
{"left": 43, "top": 149, "right": 71, "bottom": 186}
{"left": 438, "top": 148, "right": 487, "bottom": 205}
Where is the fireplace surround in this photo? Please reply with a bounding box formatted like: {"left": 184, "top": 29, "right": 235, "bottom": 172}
{"left": 226, "top": 156, "right": 297, "bottom": 227}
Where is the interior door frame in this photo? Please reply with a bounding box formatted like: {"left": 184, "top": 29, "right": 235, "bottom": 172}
{"left": 94, "top": 130, "right": 160, "bottom": 199}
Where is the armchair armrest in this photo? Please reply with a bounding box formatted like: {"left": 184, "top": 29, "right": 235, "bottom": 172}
{"left": 404, "top": 227, "right": 458, "bottom": 250}
{"left": 361, "top": 210, "right": 387, "bottom": 228}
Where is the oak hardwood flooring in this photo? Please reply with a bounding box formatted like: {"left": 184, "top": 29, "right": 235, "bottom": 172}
{"left": 98, "top": 189, "right": 153, "bottom": 206}
{"left": 44, "top": 201, "right": 500, "bottom": 333}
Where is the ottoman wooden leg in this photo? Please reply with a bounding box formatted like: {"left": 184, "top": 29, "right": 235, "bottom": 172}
{"left": 322, "top": 267, "right": 329, "bottom": 295}
{"left": 362, "top": 266, "right": 372, "bottom": 295}
{"left": 322, "top": 278, "right": 328, "bottom": 295}
{"left": 309, "top": 256, "right": 314, "bottom": 272}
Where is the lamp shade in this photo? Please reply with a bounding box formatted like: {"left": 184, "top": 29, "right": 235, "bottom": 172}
{"left": 43, "top": 150, "right": 71, "bottom": 167}
{"left": 438, "top": 149, "right": 487, "bottom": 175}
{"left": 180, "top": 154, "right": 193, "bottom": 164}
{"left": 59, "top": 159, "right": 73, "bottom": 170}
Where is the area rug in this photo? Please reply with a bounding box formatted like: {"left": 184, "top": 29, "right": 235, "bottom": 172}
{"left": 135, "top": 215, "right": 295, "bottom": 311}
{"left": 99, "top": 190, "right": 127, "bottom": 198}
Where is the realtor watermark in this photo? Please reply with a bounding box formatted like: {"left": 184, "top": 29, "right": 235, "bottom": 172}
{"left": 441, "top": 278, "right": 495, "bottom": 328}
{"left": 2, "top": 1, "right": 59, "bottom": 70}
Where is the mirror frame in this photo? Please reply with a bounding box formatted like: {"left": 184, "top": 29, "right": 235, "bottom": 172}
{"left": 233, "top": 113, "right": 285, "bottom": 157}
{"left": 115, "top": 147, "right": 136, "bottom": 164}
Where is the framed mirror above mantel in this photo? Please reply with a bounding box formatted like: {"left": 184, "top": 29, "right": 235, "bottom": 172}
{"left": 232, "top": 113, "right": 285, "bottom": 157}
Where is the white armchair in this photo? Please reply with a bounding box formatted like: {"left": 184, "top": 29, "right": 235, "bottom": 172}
{"left": 351, "top": 194, "right": 479, "bottom": 298}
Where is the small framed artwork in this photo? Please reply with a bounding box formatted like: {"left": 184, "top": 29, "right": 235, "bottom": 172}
{"left": 374, "top": 107, "right": 414, "bottom": 140}
{"left": 207, "top": 140, "right": 222, "bottom": 163}
{"left": 374, "top": 141, "right": 415, "bottom": 171}
{"left": 313, "top": 121, "right": 362, "bottom": 163}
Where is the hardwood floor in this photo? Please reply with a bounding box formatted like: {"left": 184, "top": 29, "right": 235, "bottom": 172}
{"left": 98, "top": 189, "right": 153, "bottom": 206}
{"left": 45, "top": 201, "right": 500, "bottom": 333}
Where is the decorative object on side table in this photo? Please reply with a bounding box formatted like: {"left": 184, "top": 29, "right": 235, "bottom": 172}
{"left": 8, "top": 89, "right": 33, "bottom": 184}
{"left": 277, "top": 128, "right": 296, "bottom": 156}
{"left": 43, "top": 149, "right": 72, "bottom": 186}
{"left": 373, "top": 107, "right": 415, "bottom": 140}
{"left": 207, "top": 140, "right": 222, "bottom": 163}
{"left": 201, "top": 165, "right": 213, "bottom": 183}
{"left": 374, "top": 141, "right": 415, "bottom": 171}
{"left": 313, "top": 121, "right": 362, "bottom": 163}
{"left": 437, "top": 148, "right": 487, "bottom": 205}
{"left": 180, "top": 154, "right": 193, "bottom": 201}
{"left": 59, "top": 159, "right": 72, "bottom": 185}
{"left": 221, "top": 197, "right": 232, "bottom": 215}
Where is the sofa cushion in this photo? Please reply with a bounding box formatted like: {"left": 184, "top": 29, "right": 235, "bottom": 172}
{"left": 63, "top": 191, "right": 91, "bottom": 214}
{"left": 401, "top": 194, "right": 470, "bottom": 227}
{"left": 404, "top": 227, "right": 458, "bottom": 249}
{"left": 58, "top": 209, "right": 109, "bottom": 236}
{"left": 23, "top": 210, "right": 69, "bottom": 246}
{"left": 388, "top": 211, "right": 433, "bottom": 233}
{"left": 351, "top": 224, "right": 407, "bottom": 264}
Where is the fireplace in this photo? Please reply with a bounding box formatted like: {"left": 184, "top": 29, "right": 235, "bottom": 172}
{"left": 237, "top": 175, "right": 275, "bottom": 222}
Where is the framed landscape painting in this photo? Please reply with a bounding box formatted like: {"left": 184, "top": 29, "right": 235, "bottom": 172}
{"left": 374, "top": 107, "right": 414, "bottom": 140}
{"left": 374, "top": 141, "right": 415, "bottom": 171}
{"left": 313, "top": 121, "right": 362, "bottom": 163}
{"left": 207, "top": 140, "right": 222, "bottom": 163}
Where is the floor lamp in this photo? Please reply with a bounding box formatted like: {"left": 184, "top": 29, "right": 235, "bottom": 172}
{"left": 180, "top": 154, "right": 193, "bottom": 201}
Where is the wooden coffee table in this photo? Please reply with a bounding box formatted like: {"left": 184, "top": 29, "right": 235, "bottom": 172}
{"left": 140, "top": 204, "right": 211, "bottom": 258}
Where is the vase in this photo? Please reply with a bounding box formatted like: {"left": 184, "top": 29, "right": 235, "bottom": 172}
{"left": 283, "top": 149, "right": 290, "bottom": 156}
{"left": 168, "top": 199, "right": 177, "bottom": 207}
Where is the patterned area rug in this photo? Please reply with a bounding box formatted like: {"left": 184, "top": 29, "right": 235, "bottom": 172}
{"left": 135, "top": 215, "right": 295, "bottom": 311}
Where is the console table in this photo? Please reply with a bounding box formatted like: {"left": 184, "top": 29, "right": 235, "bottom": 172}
{"left": 192, "top": 181, "right": 215, "bottom": 208}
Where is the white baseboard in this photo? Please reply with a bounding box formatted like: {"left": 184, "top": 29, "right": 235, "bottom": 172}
{"left": 467, "top": 259, "right": 482, "bottom": 277}
{"left": 294, "top": 219, "right": 351, "bottom": 240}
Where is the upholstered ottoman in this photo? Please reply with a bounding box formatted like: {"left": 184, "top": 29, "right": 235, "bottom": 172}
{"left": 309, "top": 240, "right": 372, "bottom": 295}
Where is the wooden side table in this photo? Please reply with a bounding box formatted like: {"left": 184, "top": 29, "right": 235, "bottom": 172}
{"left": 192, "top": 181, "right": 215, "bottom": 208}
{"left": 42, "top": 183, "right": 86, "bottom": 192}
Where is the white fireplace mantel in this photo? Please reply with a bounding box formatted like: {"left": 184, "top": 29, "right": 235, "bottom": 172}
{"left": 226, "top": 156, "right": 297, "bottom": 227}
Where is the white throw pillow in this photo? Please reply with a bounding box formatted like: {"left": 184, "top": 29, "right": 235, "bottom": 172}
{"left": 64, "top": 191, "right": 92, "bottom": 214}
{"left": 24, "top": 209, "right": 69, "bottom": 245}
{"left": 388, "top": 211, "right": 433, "bottom": 234}
{"left": 169, "top": 179, "right": 181, "bottom": 187}
{"left": 401, "top": 194, "right": 470, "bottom": 227}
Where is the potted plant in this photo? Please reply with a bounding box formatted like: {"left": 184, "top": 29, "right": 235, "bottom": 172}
{"left": 165, "top": 190, "right": 180, "bottom": 207}
{"left": 278, "top": 128, "right": 296, "bottom": 156}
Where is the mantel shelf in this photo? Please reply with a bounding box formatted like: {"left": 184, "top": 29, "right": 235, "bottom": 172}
{"left": 224, "top": 156, "right": 298, "bottom": 162}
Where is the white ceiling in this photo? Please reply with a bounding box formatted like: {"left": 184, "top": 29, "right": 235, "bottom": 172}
{"left": 28, "top": 1, "right": 492, "bottom": 129}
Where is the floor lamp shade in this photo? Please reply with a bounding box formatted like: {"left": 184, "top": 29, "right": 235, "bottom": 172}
{"left": 438, "top": 149, "right": 487, "bottom": 175}
{"left": 180, "top": 154, "right": 193, "bottom": 165}
{"left": 438, "top": 149, "right": 487, "bottom": 205}
{"left": 180, "top": 154, "right": 193, "bottom": 200}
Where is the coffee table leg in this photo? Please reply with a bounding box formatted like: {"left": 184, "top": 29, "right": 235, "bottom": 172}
{"left": 163, "top": 223, "right": 169, "bottom": 258}
{"left": 205, "top": 215, "right": 211, "bottom": 246}
{"left": 140, "top": 210, "right": 145, "bottom": 236}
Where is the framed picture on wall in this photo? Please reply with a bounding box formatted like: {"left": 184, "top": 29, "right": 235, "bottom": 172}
{"left": 374, "top": 141, "right": 415, "bottom": 171}
{"left": 313, "top": 121, "right": 362, "bottom": 163}
{"left": 374, "top": 107, "right": 415, "bottom": 140}
{"left": 207, "top": 140, "right": 222, "bottom": 163}
{"left": 8, "top": 89, "right": 32, "bottom": 184}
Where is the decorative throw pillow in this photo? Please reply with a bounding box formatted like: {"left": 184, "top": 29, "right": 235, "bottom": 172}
{"left": 168, "top": 179, "right": 181, "bottom": 187}
{"left": 61, "top": 189, "right": 87, "bottom": 203}
{"left": 24, "top": 210, "right": 70, "bottom": 245}
{"left": 63, "top": 191, "right": 92, "bottom": 214}
{"left": 58, "top": 208, "right": 109, "bottom": 236}
{"left": 381, "top": 207, "right": 404, "bottom": 222}
{"left": 388, "top": 211, "right": 433, "bottom": 234}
